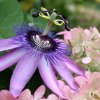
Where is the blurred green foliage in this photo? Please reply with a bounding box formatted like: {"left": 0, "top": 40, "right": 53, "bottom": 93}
{"left": 0, "top": 0, "right": 100, "bottom": 37}
{"left": 0, "top": 0, "right": 100, "bottom": 92}
{"left": 0, "top": 0, "right": 24, "bottom": 38}
{"left": 19, "top": 0, "right": 100, "bottom": 29}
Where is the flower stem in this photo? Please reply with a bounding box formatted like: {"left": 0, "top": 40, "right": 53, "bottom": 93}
{"left": 43, "top": 12, "right": 57, "bottom": 35}
{"left": 43, "top": 21, "right": 53, "bottom": 35}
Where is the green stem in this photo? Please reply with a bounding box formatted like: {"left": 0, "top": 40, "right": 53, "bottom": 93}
{"left": 42, "top": 21, "right": 53, "bottom": 35}
{"left": 42, "top": 12, "right": 57, "bottom": 35}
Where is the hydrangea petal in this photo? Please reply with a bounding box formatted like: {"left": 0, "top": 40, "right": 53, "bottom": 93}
{"left": 82, "top": 57, "right": 91, "bottom": 64}
{"left": 18, "top": 89, "right": 32, "bottom": 100}
{"left": 58, "top": 80, "right": 65, "bottom": 90}
{"left": 33, "top": 85, "right": 45, "bottom": 100}
{"left": 0, "top": 48, "right": 26, "bottom": 71}
{"left": 10, "top": 52, "right": 42, "bottom": 97}
{"left": 47, "top": 94, "right": 58, "bottom": 100}
{"left": 0, "top": 38, "right": 21, "bottom": 51}
{"left": 57, "top": 31, "right": 72, "bottom": 40}
{"left": 0, "top": 90, "right": 15, "bottom": 100}
{"left": 62, "top": 85, "right": 73, "bottom": 100}
{"left": 38, "top": 56, "right": 63, "bottom": 98}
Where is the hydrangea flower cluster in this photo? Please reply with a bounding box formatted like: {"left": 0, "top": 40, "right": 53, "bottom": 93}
{"left": 1, "top": 71, "right": 100, "bottom": 100}
{"left": 58, "top": 27, "right": 100, "bottom": 71}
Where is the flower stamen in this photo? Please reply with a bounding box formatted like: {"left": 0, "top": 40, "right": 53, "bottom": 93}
{"left": 30, "top": 35, "right": 57, "bottom": 52}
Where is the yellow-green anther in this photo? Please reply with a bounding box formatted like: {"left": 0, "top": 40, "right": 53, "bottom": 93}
{"left": 40, "top": 7, "right": 50, "bottom": 17}
{"left": 41, "top": 7, "right": 47, "bottom": 11}
{"left": 39, "top": 12, "right": 50, "bottom": 20}
{"left": 53, "top": 19, "right": 64, "bottom": 26}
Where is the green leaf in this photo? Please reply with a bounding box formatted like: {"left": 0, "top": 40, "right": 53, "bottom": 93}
{"left": 0, "top": 0, "right": 24, "bottom": 38}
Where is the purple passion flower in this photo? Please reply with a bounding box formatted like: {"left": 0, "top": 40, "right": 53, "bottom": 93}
{"left": 0, "top": 23, "right": 84, "bottom": 97}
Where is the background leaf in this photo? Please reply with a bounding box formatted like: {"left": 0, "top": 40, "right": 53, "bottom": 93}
{"left": 0, "top": 0, "right": 24, "bottom": 38}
